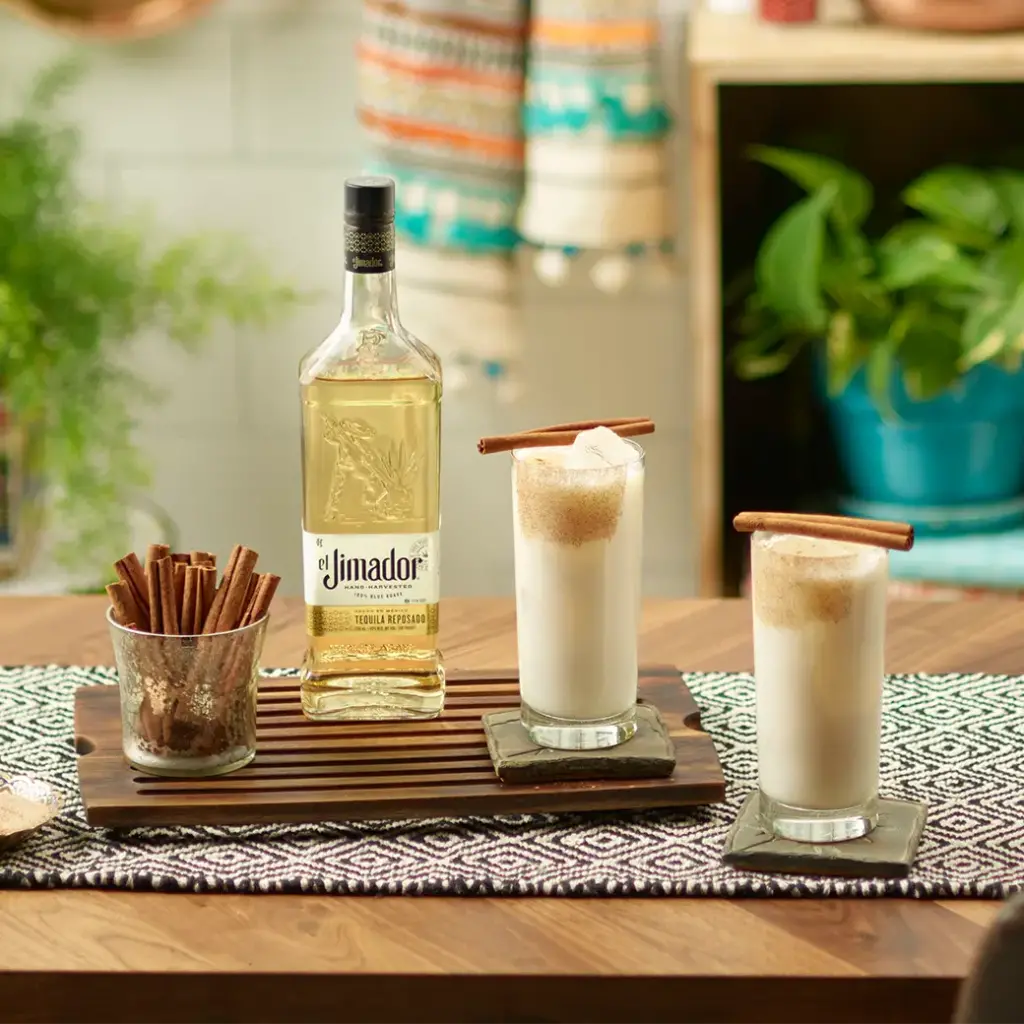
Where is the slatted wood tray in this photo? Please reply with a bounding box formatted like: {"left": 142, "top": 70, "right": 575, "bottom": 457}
{"left": 75, "top": 667, "right": 725, "bottom": 827}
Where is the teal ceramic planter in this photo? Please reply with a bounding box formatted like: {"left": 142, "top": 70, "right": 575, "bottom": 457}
{"left": 823, "top": 363, "right": 1024, "bottom": 507}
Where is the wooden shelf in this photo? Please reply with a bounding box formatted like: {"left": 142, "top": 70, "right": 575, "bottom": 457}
{"left": 688, "top": 8, "right": 1024, "bottom": 84}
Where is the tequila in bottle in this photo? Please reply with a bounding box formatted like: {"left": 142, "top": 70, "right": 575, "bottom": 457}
{"left": 299, "top": 177, "right": 443, "bottom": 720}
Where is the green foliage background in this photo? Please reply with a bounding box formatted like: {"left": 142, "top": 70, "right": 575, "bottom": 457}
{"left": 0, "top": 60, "right": 300, "bottom": 577}
{"left": 733, "top": 146, "right": 1024, "bottom": 416}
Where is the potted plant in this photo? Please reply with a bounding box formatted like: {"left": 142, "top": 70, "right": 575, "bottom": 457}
{"left": 1, "top": 60, "right": 300, "bottom": 581}
{"left": 732, "top": 145, "right": 1024, "bottom": 522}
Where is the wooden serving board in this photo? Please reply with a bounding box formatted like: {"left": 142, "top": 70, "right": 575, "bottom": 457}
{"left": 75, "top": 667, "right": 725, "bottom": 827}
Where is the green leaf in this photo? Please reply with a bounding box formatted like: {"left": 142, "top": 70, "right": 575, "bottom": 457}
{"left": 750, "top": 145, "right": 872, "bottom": 230}
{"left": 981, "top": 237, "right": 1024, "bottom": 301}
{"left": 820, "top": 259, "right": 890, "bottom": 316}
{"left": 877, "top": 224, "right": 982, "bottom": 291}
{"left": 960, "top": 284, "right": 1024, "bottom": 371}
{"left": 731, "top": 327, "right": 805, "bottom": 380}
{"left": 960, "top": 298, "right": 1007, "bottom": 369}
{"left": 824, "top": 310, "right": 863, "bottom": 396}
{"left": 754, "top": 182, "right": 837, "bottom": 331}
{"left": 866, "top": 340, "right": 896, "bottom": 420}
{"left": 991, "top": 169, "right": 1024, "bottom": 236}
{"left": 1006, "top": 289, "right": 1024, "bottom": 353}
{"left": 868, "top": 303, "right": 962, "bottom": 415}
{"left": 898, "top": 310, "right": 962, "bottom": 400}
{"left": 903, "top": 167, "right": 1007, "bottom": 245}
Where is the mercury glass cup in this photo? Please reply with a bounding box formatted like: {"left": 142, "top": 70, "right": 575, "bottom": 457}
{"left": 751, "top": 530, "right": 889, "bottom": 842}
{"left": 107, "top": 609, "right": 267, "bottom": 778}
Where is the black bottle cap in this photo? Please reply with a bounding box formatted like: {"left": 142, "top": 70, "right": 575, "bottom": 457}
{"left": 345, "top": 176, "right": 395, "bottom": 227}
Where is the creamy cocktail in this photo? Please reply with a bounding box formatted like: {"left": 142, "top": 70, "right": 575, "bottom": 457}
{"left": 512, "top": 427, "right": 644, "bottom": 749}
{"left": 752, "top": 529, "right": 889, "bottom": 841}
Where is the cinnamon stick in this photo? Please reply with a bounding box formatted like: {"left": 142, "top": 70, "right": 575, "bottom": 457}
{"left": 771, "top": 512, "right": 912, "bottom": 537}
{"left": 114, "top": 553, "right": 150, "bottom": 622}
{"left": 139, "top": 692, "right": 161, "bottom": 748}
{"left": 147, "top": 559, "right": 162, "bottom": 633}
{"left": 240, "top": 573, "right": 259, "bottom": 625}
{"left": 182, "top": 566, "right": 199, "bottom": 637}
{"left": 197, "top": 565, "right": 217, "bottom": 634}
{"left": 478, "top": 417, "right": 654, "bottom": 455}
{"left": 240, "top": 574, "right": 260, "bottom": 625}
{"left": 146, "top": 543, "right": 170, "bottom": 569}
{"left": 732, "top": 511, "right": 914, "bottom": 552}
{"left": 215, "top": 547, "right": 259, "bottom": 632}
{"left": 157, "top": 557, "right": 180, "bottom": 635}
{"left": 173, "top": 562, "right": 187, "bottom": 623}
{"left": 532, "top": 417, "right": 650, "bottom": 434}
{"left": 106, "top": 581, "right": 139, "bottom": 628}
{"left": 189, "top": 550, "right": 215, "bottom": 567}
{"left": 171, "top": 552, "right": 191, "bottom": 565}
{"left": 202, "top": 544, "right": 241, "bottom": 634}
{"left": 244, "top": 573, "right": 280, "bottom": 626}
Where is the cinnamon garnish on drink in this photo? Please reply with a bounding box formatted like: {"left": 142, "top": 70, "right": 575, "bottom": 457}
{"left": 733, "top": 511, "right": 914, "bottom": 552}
{"left": 478, "top": 416, "right": 655, "bottom": 455}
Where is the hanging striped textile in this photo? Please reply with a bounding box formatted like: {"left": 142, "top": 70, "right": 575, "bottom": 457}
{"left": 517, "top": 0, "right": 673, "bottom": 293}
{"left": 357, "top": 0, "right": 528, "bottom": 392}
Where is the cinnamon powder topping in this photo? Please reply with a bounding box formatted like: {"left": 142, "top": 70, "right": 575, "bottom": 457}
{"left": 515, "top": 453, "right": 626, "bottom": 546}
{"left": 753, "top": 534, "right": 885, "bottom": 628}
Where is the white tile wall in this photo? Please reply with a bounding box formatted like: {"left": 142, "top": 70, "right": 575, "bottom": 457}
{"left": 0, "top": 0, "right": 696, "bottom": 598}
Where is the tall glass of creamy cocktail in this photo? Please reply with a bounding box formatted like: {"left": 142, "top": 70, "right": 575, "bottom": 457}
{"left": 511, "top": 427, "right": 645, "bottom": 750}
{"left": 751, "top": 527, "right": 890, "bottom": 842}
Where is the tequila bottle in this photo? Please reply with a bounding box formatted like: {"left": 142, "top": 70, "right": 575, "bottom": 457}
{"left": 299, "top": 177, "right": 444, "bottom": 720}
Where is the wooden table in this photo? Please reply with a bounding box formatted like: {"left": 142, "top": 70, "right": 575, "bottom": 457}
{"left": 0, "top": 597, "right": 1014, "bottom": 1023}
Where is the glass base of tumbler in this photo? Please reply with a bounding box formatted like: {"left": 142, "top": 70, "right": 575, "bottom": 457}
{"left": 126, "top": 741, "right": 255, "bottom": 779}
{"left": 759, "top": 790, "right": 879, "bottom": 843}
{"left": 520, "top": 702, "right": 637, "bottom": 751}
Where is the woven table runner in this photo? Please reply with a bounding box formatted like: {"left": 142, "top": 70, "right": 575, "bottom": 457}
{"left": 0, "top": 667, "right": 1019, "bottom": 897}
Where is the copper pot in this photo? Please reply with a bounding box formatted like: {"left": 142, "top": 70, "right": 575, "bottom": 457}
{"left": 1, "top": 0, "right": 219, "bottom": 40}
{"left": 862, "top": 0, "right": 1024, "bottom": 32}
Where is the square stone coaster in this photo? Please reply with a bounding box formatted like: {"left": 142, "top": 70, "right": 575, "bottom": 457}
{"left": 482, "top": 704, "right": 677, "bottom": 784}
{"left": 722, "top": 791, "right": 928, "bottom": 879}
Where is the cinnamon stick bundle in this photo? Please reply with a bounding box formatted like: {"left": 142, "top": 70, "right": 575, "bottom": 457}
{"left": 107, "top": 543, "right": 281, "bottom": 765}
{"left": 108, "top": 544, "right": 280, "bottom": 636}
